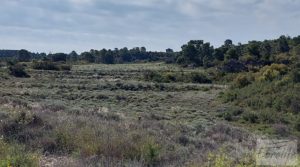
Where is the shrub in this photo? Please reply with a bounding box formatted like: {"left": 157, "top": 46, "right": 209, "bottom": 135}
{"left": 295, "top": 121, "right": 300, "bottom": 132}
{"left": 190, "top": 72, "right": 212, "bottom": 83}
{"left": 32, "top": 61, "right": 59, "bottom": 70}
{"left": 233, "top": 74, "right": 252, "bottom": 88}
{"left": 141, "top": 139, "right": 161, "bottom": 166}
{"left": 144, "top": 71, "right": 211, "bottom": 83}
{"left": 8, "top": 64, "right": 30, "bottom": 78}
{"left": 257, "top": 64, "right": 288, "bottom": 81}
{"left": 32, "top": 61, "right": 71, "bottom": 71}
{"left": 0, "top": 140, "right": 39, "bottom": 167}
{"left": 290, "top": 68, "right": 300, "bottom": 83}
{"left": 220, "top": 60, "right": 247, "bottom": 73}
{"left": 273, "top": 124, "right": 290, "bottom": 137}
{"left": 242, "top": 112, "right": 259, "bottom": 123}
{"left": 59, "top": 64, "right": 71, "bottom": 71}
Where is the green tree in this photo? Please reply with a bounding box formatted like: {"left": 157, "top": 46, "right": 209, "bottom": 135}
{"left": 276, "top": 35, "right": 290, "bottom": 53}
{"left": 69, "top": 51, "right": 78, "bottom": 62}
{"left": 213, "top": 48, "right": 225, "bottom": 61}
{"left": 50, "top": 53, "right": 67, "bottom": 62}
{"left": 17, "top": 49, "right": 31, "bottom": 62}
{"left": 81, "top": 52, "right": 95, "bottom": 63}
{"left": 101, "top": 50, "right": 114, "bottom": 64}
{"left": 225, "top": 48, "right": 239, "bottom": 60}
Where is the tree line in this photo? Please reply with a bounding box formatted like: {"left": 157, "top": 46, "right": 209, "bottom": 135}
{"left": 1, "top": 35, "right": 300, "bottom": 72}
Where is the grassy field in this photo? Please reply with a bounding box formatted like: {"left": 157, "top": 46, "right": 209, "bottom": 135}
{"left": 0, "top": 63, "right": 297, "bottom": 166}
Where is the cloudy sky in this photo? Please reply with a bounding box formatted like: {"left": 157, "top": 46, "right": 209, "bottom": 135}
{"left": 0, "top": 0, "right": 299, "bottom": 53}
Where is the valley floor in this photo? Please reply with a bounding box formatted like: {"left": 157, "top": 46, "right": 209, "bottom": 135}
{"left": 0, "top": 63, "right": 294, "bottom": 166}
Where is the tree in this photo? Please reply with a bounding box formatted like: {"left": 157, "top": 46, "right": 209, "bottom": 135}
{"left": 213, "top": 48, "right": 224, "bottom": 61}
{"left": 166, "top": 48, "right": 174, "bottom": 53}
{"left": 81, "top": 52, "right": 95, "bottom": 63}
{"left": 225, "top": 48, "right": 239, "bottom": 60}
{"left": 17, "top": 49, "right": 31, "bottom": 62}
{"left": 276, "top": 35, "right": 290, "bottom": 53}
{"left": 69, "top": 51, "right": 78, "bottom": 62}
{"left": 50, "top": 53, "right": 67, "bottom": 62}
{"left": 224, "top": 39, "right": 233, "bottom": 48}
{"left": 101, "top": 50, "right": 114, "bottom": 64}
{"left": 119, "top": 47, "right": 131, "bottom": 62}
{"left": 247, "top": 41, "right": 261, "bottom": 60}
{"left": 141, "top": 47, "right": 146, "bottom": 53}
{"left": 180, "top": 43, "right": 199, "bottom": 65}
{"left": 260, "top": 42, "right": 272, "bottom": 61}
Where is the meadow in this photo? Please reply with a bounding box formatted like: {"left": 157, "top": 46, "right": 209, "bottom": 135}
{"left": 0, "top": 63, "right": 260, "bottom": 167}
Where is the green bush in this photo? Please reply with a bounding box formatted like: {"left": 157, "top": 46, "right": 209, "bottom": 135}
{"left": 242, "top": 112, "right": 259, "bottom": 123}
{"left": 233, "top": 74, "right": 252, "bottom": 88}
{"left": 144, "top": 71, "right": 211, "bottom": 83}
{"left": 190, "top": 72, "right": 212, "bottom": 83}
{"left": 8, "top": 64, "right": 30, "bottom": 78}
{"left": 32, "top": 61, "right": 71, "bottom": 71}
{"left": 290, "top": 68, "right": 300, "bottom": 83}
{"left": 0, "top": 140, "right": 39, "bottom": 167}
{"left": 257, "top": 64, "right": 288, "bottom": 81}
{"left": 32, "top": 60, "right": 59, "bottom": 70}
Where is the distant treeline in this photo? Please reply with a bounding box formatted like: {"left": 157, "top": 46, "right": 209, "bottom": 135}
{"left": 0, "top": 47, "right": 175, "bottom": 64}
{"left": 1, "top": 35, "right": 300, "bottom": 71}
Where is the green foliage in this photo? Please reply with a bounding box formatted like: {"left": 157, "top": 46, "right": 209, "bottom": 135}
{"left": 178, "top": 40, "right": 214, "bottom": 66}
{"left": 257, "top": 64, "right": 287, "bottom": 81}
{"left": 49, "top": 53, "right": 68, "bottom": 62}
{"left": 32, "top": 61, "right": 71, "bottom": 71}
{"left": 8, "top": 63, "right": 30, "bottom": 78}
{"left": 141, "top": 138, "right": 161, "bottom": 166}
{"left": 190, "top": 72, "right": 212, "bottom": 83}
{"left": 225, "top": 48, "right": 239, "bottom": 60}
{"left": 143, "top": 71, "right": 212, "bottom": 83}
{"left": 242, "top": 112, "right": 259, "bottom": 123}
{"left": 17, "top": 49, "right": 31, "bottom": 62}
{"left": 290, "top": 68, "right": 300, "bottom": 83}
{"left": 0, "top": 140, "right": 39, "bottom": 167}
{"left": 233, "top": 74, "right": 252, "bottom": 88}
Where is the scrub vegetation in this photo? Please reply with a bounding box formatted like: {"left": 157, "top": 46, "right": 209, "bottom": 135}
{"left": 0, "top": 35, "right": 299, "bottom": 166}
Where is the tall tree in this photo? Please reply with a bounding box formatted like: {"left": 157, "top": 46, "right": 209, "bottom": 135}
{"left": 17, "top": 49, "right": 31, "bottom": 62}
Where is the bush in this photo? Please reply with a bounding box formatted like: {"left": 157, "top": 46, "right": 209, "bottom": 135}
{"left": 144, "top": 71, "right": 211, "bottom": 84}
{"left": 233, "top": 74, "right": 252, "bottom": 88}
{"left": 32, "top": 61, "right": 59, "bottom": 70}
{"left": 0, "top": 140, "right": 39, "bottom": 167}
{"left": 8, "top": 64, "right": 30, "bottom": 78}
{"left": 290, "top": 69, "right": 300, "bottom": 83}
{"left": 242, "top": 112, "right": 259, "bottom": 123}
{"left": 220, "top": 60, "right": 247, "bottom": 73}
{"left": 32, "top": 61, "right": 71, "bottom": 71}
{"left": 257, "top": 64, "right": 288, "bottom": 81}
{"left": 190, "top": 72, "right": 212, "bottom": 83}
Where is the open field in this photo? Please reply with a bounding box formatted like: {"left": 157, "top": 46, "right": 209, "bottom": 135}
{"left": 0, "top": 63, "right": 261, "bottom": 166}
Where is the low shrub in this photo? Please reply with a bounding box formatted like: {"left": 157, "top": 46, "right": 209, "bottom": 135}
{"left": 32, "top": 61, "right": 71, "bottom": 71}
{"left": 290, "top": 68, "right": 300, "bottom": 83}
{"left": 190, "top": 72, "right": 212, "bottom": 83}
{"left": 143, "top": 71, "right": 211, "bottom": 83}
{"left": 8, "top": 64, "right": 30, "bottom": 78}
{"left": 233, "top": 74, "right": 252, "bottom": 88}
{"left": 242, "top": 112, "right": 259, "bottom": 123}
{"left": 257, "top": 64, "right": 288, "bottom": 81}
{"left": 0, "top": 140, "right": 39, "bottom": 167}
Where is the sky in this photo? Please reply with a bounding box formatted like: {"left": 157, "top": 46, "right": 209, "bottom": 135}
{"left": 0, "top": 0, "right": 299, "bottom": 53}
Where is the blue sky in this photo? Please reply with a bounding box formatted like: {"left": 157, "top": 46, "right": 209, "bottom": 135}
{"left": 0, "top": 0, "right": 299, "bottom": 53}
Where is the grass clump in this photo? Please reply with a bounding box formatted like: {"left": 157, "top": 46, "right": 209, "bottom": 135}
{"left": 0, "top": 139, "right": 39, "bottom": 167}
